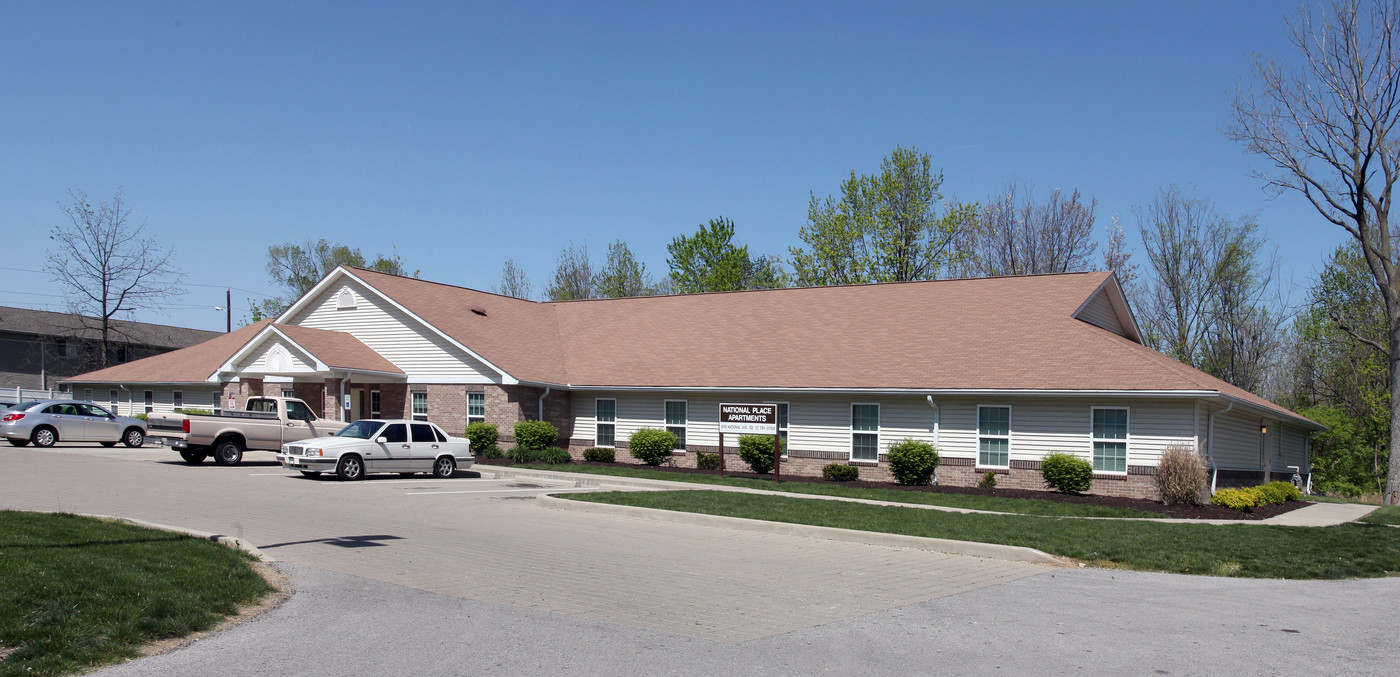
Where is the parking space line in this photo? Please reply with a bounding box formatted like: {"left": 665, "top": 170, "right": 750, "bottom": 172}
{"left": 404, "top": 487, "right": 595, "bottom": 496}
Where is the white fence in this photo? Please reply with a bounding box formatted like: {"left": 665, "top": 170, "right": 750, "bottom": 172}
{"left": 6, "top": 387, "right": 63, "bottom": 403}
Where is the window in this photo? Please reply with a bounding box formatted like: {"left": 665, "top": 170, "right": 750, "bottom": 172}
{"left": 79, "top": 403, "right": 111, "bottom": 418}
{"left": 851, "top": 403, "right": 879, "bottom": 461}
{"left": 595, "top": 399, "right": 616, "bottom": 448}
{"left": 83, "top": 388, "right": 92, "bottom": 402}
{"left": 766, "top": 401, "right": 790, "bottom": 456}
{"left": 116, "top": 347, "right": 130, "bottom": 363}
{"left": 143, "top": 390, "right": 154, "bottom": 414}
{"left": 371, "top": 390, "right": 382, "bottom": 418}
{"left": 1092, "top": 408, "right": 1129, "bottom": 473}
{"left": 109, "top": 390, "right": 118, "bottom": 414}
{"left": 213, "top": 391, "right": 222, "bottom": 414}
{"left": 281, "top": 388, "right": 295, "bottom": 399}
{"left": 411, "top": 423, "right": 436, "bottom": 442}
{"left": 411, "top": 392, "right": 428, "bottom": 421}
{"left": 978, "top": 405, "right": 1011, "bottom": 467}
{"left": 285, "top": 400, "right": 314, "bottom": 422}
{"left": 381, "top": 423, "right": 408, "bottom": 443}
{"left": 665, "top": 400, "right": 687, "bottom": 450}
{"left": 173, "top": 391, "right": 183, "bottom": 409}
{"left": 467, "top": 392, "right": 485, "bottom": 424}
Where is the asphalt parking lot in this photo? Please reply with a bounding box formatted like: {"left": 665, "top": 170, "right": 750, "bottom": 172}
{"left": 4, "top": 443, "right": 1400, "bottom": 675}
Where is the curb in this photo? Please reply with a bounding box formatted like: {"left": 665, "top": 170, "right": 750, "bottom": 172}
{"left": 73, "top": 512, "right": 276, "bottom": 562}
{"left": 536, "top": 494, "right": 1065, "bottom": 565}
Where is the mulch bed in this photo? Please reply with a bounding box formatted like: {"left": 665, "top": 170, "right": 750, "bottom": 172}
{"left": 477, "top": 458, "right": 1311, "bottom": 521}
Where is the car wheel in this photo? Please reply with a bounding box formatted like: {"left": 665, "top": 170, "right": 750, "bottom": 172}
{"left": 100, "top": 442, "right": 117, "bottom": 448}
{"left": 300, "top": 470, "right": 322, "bottom": 478}
{"left": 7, "top": 439, "right": 29, "bottom": 447}
{"left": 31, "top": 426, "right": 57, "bottom": 448}
{"left": 179, "top": 449, "right": 208, "bottom": 464}
{"left": 432, "top": 456, "right": 456, "bottom": 479}
{"left": 213, "top": 440, "right": 244, "bottom": 466}
{"left": 336, "top": 455, "right": 364, "bottom": 481}
{"left": 122, "top": 428, "right": 145, "bottom": 448}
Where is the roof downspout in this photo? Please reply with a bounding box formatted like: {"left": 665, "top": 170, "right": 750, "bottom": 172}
{"left": 1207, "top": 401, "right": 1234, "bottom": 494}
{"left": 926, "top": 396, "right": 939, "bottom": 485}
{"left": 119, "top": 384, "right": 130, "bottom": 418}
{"left": 538, "top": 386, "right": 551, "bottom": 421}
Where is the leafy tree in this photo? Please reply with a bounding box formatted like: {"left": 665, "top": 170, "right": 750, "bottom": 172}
{"left": 957, "top": 181, "right": 1100, "bottom": 277}
{"left": 1134, "top": 186, "right": 1282, "bottom": 393}
{"left": 46, "top": 188, "right": 184, "bottom": 368}
{"left": 596, "top": 240, "right": 658, "bottom": 298}
{"left": 667, "top": 217, "right": 787, "bottom": 293}
{"left": 1102, "top": 216, "right": 1138, "bottom": 293}
{"left": 790, "top": 145, "right": 977, "bottom": 286}
{"left": 493, "top": 259, "right": 533, "bottom": 300}
{"left": 545, "top": 242, "right": 594, "bottom": 301}
{"left": 258, "top": 240, "right": 415, "bottom": 317}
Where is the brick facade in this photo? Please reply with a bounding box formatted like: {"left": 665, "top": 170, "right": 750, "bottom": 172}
{"left": 484, "top": 384, "right": 572, "bottom": 445}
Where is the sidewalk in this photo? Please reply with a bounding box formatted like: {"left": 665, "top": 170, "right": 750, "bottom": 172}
{"left": 476, "top": 466, "right": 1379, "bottom": 527}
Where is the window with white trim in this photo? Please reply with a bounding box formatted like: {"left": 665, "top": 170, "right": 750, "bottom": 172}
{"left": 173, "top": 391, "right": 183, "bottom": 409}
{"left": 371, "top": 390, "right": 382, "bottom": 419}
{"left": 467, "top": 392, "right": 484, "bottom": 424}
{"left": 411, "top": 392, "right": 428, "bottom": 421}
{"left": 143, "top": 390, "right": 154, "bottom": 414}
{"left": 281, "top": 388, "right": 294, "bottom": 399}
{"left": 851, "top": 403, "right": 879, "bottom": 461}
{"left": 1092, "top": 407, "right": 1128, "bottom": 473}
{"left": 595, "top": 399, "right": 616, "bottom": 448}
{"left": 665, "top": 400, "right": 687, "bottom": 450}
{"left": 83, "top": 388, "right": 93, "bottom": 402}
{"left": 212, "top": 391, "right": 222, "bottom": 413}
{"left": 109, "top": 390, "right": 118, "bottom": 407}
{"left": 766, "top": 401, "right": 790, "bottom": 456}
{"left": 978, "top": 405, "right": 1010, "bottom": 467}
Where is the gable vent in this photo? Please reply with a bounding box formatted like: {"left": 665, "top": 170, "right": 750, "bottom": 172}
{"left": 336, "top": 288, "right": 357, "bottom": 310}
{"left": 470, "top": 306, "right": 487, "bottom": 316}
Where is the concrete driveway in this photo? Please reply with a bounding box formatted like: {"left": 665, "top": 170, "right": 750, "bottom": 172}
{"left": 4, "top": 444, "right": 1399, "bottom": 675}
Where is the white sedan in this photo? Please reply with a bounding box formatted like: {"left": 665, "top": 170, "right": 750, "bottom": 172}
{"left": 277, "top": 419, "right": 474, "bottom": 480}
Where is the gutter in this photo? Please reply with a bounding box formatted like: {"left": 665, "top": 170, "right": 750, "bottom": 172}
{"left": 926, "top": 395, "right": 939, "bottom": 485}
{"left": 1207, "top": 401, "right": 1234, "bottom": 494}
{"left": 538, "top": 386, "right": 551, "bottom": 421}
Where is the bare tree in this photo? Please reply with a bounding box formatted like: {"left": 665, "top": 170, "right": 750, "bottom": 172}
{"left": 255, "top": 239, "right": 415, "bottom": 318}
{"left": 493, "top": 259, "right": 533, "bottom": 300}
{"left": 545, "top": 242, "right": 595, "bottom": 301}
{"left": 1228, "top": 0, "right": 1400, "bottom": 503}
{"left": 957, "top": 181, "right": 1099, "bottom": 277}
{"left": 46, "top": 188, "right": 184, "bottom": 368}
{"left": 1102, "top": 216, "right": 1138, "bottom": 293}
{"left": 1135, "top": 186, "right": 1283, "bottom": 394}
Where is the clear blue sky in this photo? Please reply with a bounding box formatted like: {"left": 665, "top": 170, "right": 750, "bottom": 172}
{"left": 0, "top": 0, "right": 1339, "bottom": 332}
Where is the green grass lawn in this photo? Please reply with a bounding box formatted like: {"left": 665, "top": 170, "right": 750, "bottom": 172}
{"left": 1362, "top": 505, "right": 1400, "bottom": 525}
{"left": 564, "top": 490, "right": 1400, "bottom": 579}
{"left": 0, "top": 512, "right": 274, "bottom": 677}
{"left": 509, "top": 463, "right": 1162, "bottom": 518}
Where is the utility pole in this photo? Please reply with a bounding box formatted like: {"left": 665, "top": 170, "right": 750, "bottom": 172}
{"left": 225, "top": 289, "right": 231, "bottom": 333}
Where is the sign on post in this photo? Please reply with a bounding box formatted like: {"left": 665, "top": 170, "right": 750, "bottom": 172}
{"left": 718, "top": 403, "right": 781, "bottom": 482}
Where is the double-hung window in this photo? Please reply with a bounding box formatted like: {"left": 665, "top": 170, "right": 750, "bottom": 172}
{"left": 665, "top": 400, "right": 687, "bottom": 450}
{"left": 851, "top": 403, "right": 879, "bottom": 461}
{"left": 144, "top": 390, "right": 154, "bottom": 414}
{"left": 411, "top": 392, "right": 428, "bottom": 421}
{"left": 281, "top": 388, "right": 295, "bottom": 399}
{"left": 173, "top": 391, "right": 183, "bottom": 409}
{"left": 83, "top": 388, "right": 93, "bottom": 402}
{"left": 978, "top": 405, "right": 1011, "bottom": 467}
{"left": 467, "top": 392, "right": 485, "bottom": 424}
{"left": 595, "top": 399, "right": 616, "bottom": 448}
{"left": 1092, "top": 408, "right": 1129, "bottom": 473}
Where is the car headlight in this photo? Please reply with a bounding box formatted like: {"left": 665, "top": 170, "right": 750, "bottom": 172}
{"left": 305, "top": 448, "right": 323, "bottom": 457}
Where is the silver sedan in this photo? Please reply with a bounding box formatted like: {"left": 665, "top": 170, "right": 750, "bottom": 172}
{"left": 2, "top": 399, "right": 147, "bottom": 448}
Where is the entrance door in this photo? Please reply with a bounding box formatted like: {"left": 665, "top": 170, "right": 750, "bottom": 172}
{"left": 370, "top": 422, "right": 412, "bottom": 471}
{"left": 349, "top": 389, "right": 362, "bottom": 423}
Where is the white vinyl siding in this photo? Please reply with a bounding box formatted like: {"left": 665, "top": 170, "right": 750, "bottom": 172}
{"left": 1092, "top": 407, "right": 1128, "bottom": 473}
{"left": 1075, "top": 289, "right": 1125, "bottom": 335}
{"left": 978, "top": 405, "right": 1011, "bottom": 467}
{"left": 595, "top": 398, "right": 616, "bottom": 448}
{"left": 665, "top": 400, "right": 687, "bottom": 449}
{"left": 467, "top": 392, "right": 485, "bottom": 424}
{"left": 1211, "top": 409, "right": 1266, "bottom": 470}
{"left": 237, "top": 339, "right": 316, "bottom": 374}
{"left": 851, "top": 403, "right": 880, "bottom": 462}
{"left": 290, "top": 280, "right": 495, "bottom": 382}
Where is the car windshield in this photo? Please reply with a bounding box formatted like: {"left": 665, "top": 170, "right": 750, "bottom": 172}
{"left": 335, "top": 420, "right": 383, "bottom": 439}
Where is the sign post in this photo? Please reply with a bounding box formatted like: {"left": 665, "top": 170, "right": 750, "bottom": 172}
{"left": 718, "top": 403, "right": 780, "bottom": 482}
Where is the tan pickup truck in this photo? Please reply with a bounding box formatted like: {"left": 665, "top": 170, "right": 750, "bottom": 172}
{"left": 146, "top": 396, "right": 343, "bottom": 466}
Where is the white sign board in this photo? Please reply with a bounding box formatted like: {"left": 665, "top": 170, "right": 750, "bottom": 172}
{"left": 718, "top": 403, "right": 778, "bottom": 435}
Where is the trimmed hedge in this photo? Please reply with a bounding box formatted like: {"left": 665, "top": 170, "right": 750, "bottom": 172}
{"left": 822, "top": 463, "right": 859, "bottom": 482}
{"left": 696, "top": 452, "right": 721, "bottom": 470}
{"left": 465, "top": 422, "right": 499, "bottom": 453}
{"left": 582, "top": 447, "right": 615, "bottom": 463}
{"left": 1041, "top": 452, "right": 1093, "bottom": 494}
{"left": 513, "top": 420, "right": 558, "bottom": 451}
{"left": 1212, "top": 488, "right": 1257, "bottom": 511}
{"left": 886, "top": 439, "right": 940, "bottom": 486}
{"left": 738, "top": 435, "right": 783, "bottom": 474}
{"left": 629, "top": 428, "right": 677, "bottom": 466}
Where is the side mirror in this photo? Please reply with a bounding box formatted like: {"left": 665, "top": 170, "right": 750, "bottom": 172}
{"left": 376, "top": 437, "right": 388, "bottom": 444}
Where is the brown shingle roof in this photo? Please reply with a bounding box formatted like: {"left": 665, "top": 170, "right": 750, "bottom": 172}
{"left": 0, "top": 305, "right": 222, "bottom": 349}
{"left": 62, "top": 320, "right": 273, "bottom": 384}
{"left": 273, "top": 325, "right": 404, "bottom": 374}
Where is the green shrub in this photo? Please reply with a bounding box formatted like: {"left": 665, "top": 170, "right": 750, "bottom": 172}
{"left": 822, "top": 463, "right": 859, "bottom": 482}
{"left": 629, "top": 428, "right": 677, "bottom": 466}
{"left": 539, "top": 447, "right": 572, "bottom": 464}
{"left": 1041, "top": 452, "right": 1093, "bottom": 494}
{"left": 886, "top": 439, "right": 940, "bottom": 486}
{"left": 978, "top": 471, "right": 998, "bottom": 488}
{"left": 1263, "top": 480, "right": 1303, "bottom": 502}
{"left": 1154, "top": 444, "right": 1208, "bottom": 505}
{"left": 738, "top": 434, "right": 783, "bottom": 474}
{"left": 582, "top": 447, "right": 615, "bottom": 463}
{"left": 1212, "top": 488, "right": 1257, "bottom": 511}
{"left": 513, "top": 420, "right": 558, "bottom": 451}
{"left": 506, "top": 446, "right": 541, "bottom": 463}
{"left": 476, "top": 445, "right": 504, "bottom": 459}
{"left": 134, "top": 413, "right": 148, "bottom": 422}
{"left": 173, "top": 407, "right": 214, "bottom": 416}
{"left": 465, "top": 422, "right": 499, "bottom": 452}
{"left": 696, "top": 452, "right": 721, "bottom": 470}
